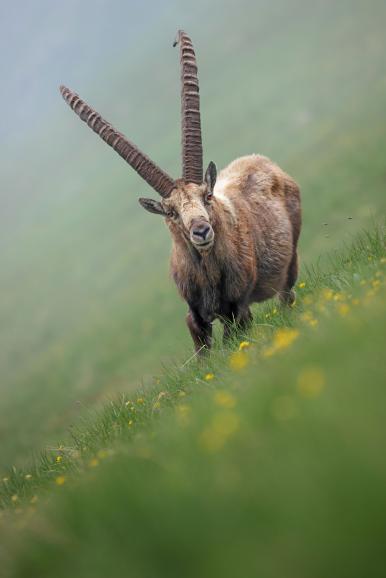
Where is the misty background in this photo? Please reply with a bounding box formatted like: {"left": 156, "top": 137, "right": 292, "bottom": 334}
{"left": 1, "top": 0, "right": 385, "bottom": 467}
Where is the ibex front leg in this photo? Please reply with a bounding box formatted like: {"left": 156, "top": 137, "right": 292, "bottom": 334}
{"left": 223, "top": 304, "right": 253, "bottom": 342}
{"left": 186, "top": 309, "right": 212, "bottom": 355}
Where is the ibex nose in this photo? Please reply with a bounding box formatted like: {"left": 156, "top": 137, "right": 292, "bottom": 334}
{"left": 190, "top": 221, "right": 214, "bottom": 246}
{"left": 193, "top": 223, "right": 210, "bottom": 238}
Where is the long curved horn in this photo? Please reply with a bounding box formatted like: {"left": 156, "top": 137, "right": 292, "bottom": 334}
{"left": 60, "top": 86, "right": 176, "bottom": 198}
{"left": 173, "top": 30, "right": 203, "bottom": 184}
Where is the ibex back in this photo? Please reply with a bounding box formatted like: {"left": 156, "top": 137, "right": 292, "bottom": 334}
{"left": 60, "top": 31, "right": 301, "bottom": 354}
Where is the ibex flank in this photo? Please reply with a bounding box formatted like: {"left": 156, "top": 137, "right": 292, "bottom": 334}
{"left": 60, "top": 30, "right": 301, "bottom": 354}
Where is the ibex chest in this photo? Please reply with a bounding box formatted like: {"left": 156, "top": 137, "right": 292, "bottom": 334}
{"left": 174, "top": 260, "right": 251, "bottom": 323}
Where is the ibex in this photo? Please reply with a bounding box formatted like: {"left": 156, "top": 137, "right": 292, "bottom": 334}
{"left": 60, "top": 30, "right": 301, "bottom": 354}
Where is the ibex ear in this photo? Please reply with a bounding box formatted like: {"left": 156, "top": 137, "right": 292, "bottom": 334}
{"left": 204, "top": 161, "right": 217, "bottom": 192}
{"left": 138, "top": 198, "right": 166, "bottom": 216}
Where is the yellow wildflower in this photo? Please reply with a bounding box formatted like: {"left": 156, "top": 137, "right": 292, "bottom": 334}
{"left": 333, "top": 292, "right": 345, "bottom": 302}
{"left": 298, "top": 282, "right": 306, "bottom": 289}
{"left": 152, "top": 391, "right": 167, "bottom": 410}
{"left": 89, "top": 458, "right": 99, "bottom": 468}
{"left": 56, "top": 455, "right": 62, "bottom": 463}
{"left": 214, "top": 390, "right": 236, "bottom": 409}
{"left": 55, "top": 476, "right": 66, "bottom": 486}
{"left": 136, "top": 397, "right": 145, "bottom": 404}
{"left": 229, "top": 351, "right": 248, "bottom": 370}
{"left": 351, "top": 298, "right": 360, "bottom": 306}
{"left": 272, "top": 308, "right": 278, "bottom": 315}
{"left": 297, "top": 367, "right": 325, "bottom": 398}
{"left": 301, "top": 311, "right": 318, "bottom": 327}
{"left": 321, "top": 288, "right": 334, "bottom": 301}
{"left": 275, "top": 328, "right": 300, "bottom": 347}
{"left": 204, "top": 373, "right": 215, "bottom": 381}
{"left": 263, "top": 328, "right": 299, "bottom": 357}
{"left": 337, "top": 303, "right": 350, "bottom": 317}
{"left": 128, "top": 420, "right": 133, "bottom": 427}
{"left": 199, "top": 411, "right": 240, "bottom": 453}
{"left": 239, "top": 340, "right": 251, "bottom": 351}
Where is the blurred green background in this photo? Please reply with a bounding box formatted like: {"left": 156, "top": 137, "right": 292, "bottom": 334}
{"left": 1, "top": 0, "right": 385, "bottom": 469}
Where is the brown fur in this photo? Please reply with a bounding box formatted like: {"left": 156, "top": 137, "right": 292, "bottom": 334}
{"left": 154, "top": 154, "right": 301, "bottom": 352}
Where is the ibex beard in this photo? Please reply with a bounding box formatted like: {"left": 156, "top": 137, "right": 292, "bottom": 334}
{"left": 60, "top": 31, "right": 301, "bottom": 355}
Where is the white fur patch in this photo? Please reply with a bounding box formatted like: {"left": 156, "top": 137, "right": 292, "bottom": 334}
{"left": 214, "top": 179, "right": 237, "bottom": 223}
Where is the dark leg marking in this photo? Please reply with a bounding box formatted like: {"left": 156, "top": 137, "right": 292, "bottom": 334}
{"left": 279, "top": 251, "right": 298, "bottom": 306}
{"left": 223, "top": 304, "right": 253, "bottom": 342}
{"left": 186, "top": 309, "right": 212, "bottom": 354}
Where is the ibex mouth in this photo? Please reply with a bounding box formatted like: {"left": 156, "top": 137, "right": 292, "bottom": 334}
{"left": 191, "top": 235, "right": 215, "bottom": 253}
{"left": 193, "top": 238, "right": 214, "bottom": 248}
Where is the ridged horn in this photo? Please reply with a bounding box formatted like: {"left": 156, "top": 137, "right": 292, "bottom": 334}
{"left": 59, "top": 85, "right": 176, "bottom": 198}
{"left": 173, "top": 30, "right": 203, "bottom": 184}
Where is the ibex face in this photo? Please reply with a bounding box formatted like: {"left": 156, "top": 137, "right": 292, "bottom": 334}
{"left": 139, "top": 162, "right": 217, "bottom": 252}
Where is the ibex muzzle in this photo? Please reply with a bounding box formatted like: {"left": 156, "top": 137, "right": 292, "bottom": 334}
{"left": 190, "top": 221, "right": 214, "bottom": 247}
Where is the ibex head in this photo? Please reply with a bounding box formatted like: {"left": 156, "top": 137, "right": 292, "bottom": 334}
{"left": 139, "top": 162, "right": 217, "bottom": 251}
{"left": 60, "top": 30, "right": 217, "bottom": 252}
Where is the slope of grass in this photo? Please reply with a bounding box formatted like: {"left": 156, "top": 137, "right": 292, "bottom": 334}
{"left": 0, "top": 225, "right": 385, "bottom": 577}
{"left": 1, "top": 0, "right": 386, "bottom": 469}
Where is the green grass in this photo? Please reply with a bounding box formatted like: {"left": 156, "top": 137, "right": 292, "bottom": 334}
{"left": 1, "top": 1, "right": 386, "bottom": 573}
{"left": 1, "top": 0, "right": 386, "bottom": 468}
{"left": 0, "top": 225, "right": 385, "bottom": 577}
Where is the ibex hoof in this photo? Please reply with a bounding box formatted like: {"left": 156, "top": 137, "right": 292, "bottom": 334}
{"left": 280, "top": 289, "right": 296, "bottom": 306}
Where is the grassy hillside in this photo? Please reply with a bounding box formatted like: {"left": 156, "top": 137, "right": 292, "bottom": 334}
{"left": 0, "top": 225, "right": 385, "bottom": 577}
{"left": 1, "top": 0, "right": 386, "bottom": 473}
